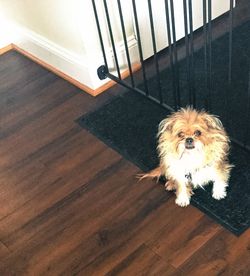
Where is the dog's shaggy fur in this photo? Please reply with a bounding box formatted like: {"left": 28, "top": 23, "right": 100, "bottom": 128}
{"left": 140, "top": 107, "right": 233, "bottom": 207}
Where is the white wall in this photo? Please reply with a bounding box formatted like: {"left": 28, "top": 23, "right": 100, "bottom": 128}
{"left": 0, "top": 0, "right": 233, "bottom": 91}
{"left": 0, "top": 8, "right": 15, "bottom": 48}
{"left": 0, "top": 0, "right": 137, "bottom": 90}
{"left": 135, "top": 0, "right": 233, "bottom": 60}
{"left": 1, "top": 0, "right": 87, "bottom": 56}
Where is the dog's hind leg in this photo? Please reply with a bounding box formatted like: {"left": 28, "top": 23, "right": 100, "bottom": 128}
{"left": 165, "top": 179, "right": 176, "bottom": 191}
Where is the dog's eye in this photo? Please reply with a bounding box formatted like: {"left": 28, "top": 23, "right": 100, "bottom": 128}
{"left": 194, "top": 130, "right": 201, "bottom": 136}
{"left": 177, "top": 131, "right": 184, "bottom": 138}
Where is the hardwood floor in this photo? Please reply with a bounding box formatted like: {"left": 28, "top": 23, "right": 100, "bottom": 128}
{"left": 0, "top": 50, "right": 249, "bottom": 275}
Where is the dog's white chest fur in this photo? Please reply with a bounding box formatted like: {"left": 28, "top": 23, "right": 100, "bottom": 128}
{"left": 165, "top": 149, "right": 213, "bottom": 187}
{"left": 178, "top": 149, "right": 204, "bottom": 174}
{"left": 167, "top": 149, "right": 203, "bottom": 173}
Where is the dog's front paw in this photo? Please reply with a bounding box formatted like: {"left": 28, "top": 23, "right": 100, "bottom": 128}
{"left": 212, "top": 189, "right": 227, "bottom": 200}
{"left": 175, "top": 194, "right": 190, "bottom": 207}
{"left": 212, "top": 182, "right": 227, "bottom": 200}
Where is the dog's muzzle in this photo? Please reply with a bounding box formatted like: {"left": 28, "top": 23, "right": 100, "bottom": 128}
{"left": 185, "top": 137, "right": 195, "bottom": 149}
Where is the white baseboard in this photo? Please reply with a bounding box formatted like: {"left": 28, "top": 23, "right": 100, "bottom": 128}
{"left": 11, "top": 23, "right": 139, "bottom": 91}
{"left": 12, "top": 24, "right": 97, "bottom": 89}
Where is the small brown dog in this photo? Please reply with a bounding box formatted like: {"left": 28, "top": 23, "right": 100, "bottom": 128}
{"left": 140, "top": 107, "right": 233, "bottom": 207}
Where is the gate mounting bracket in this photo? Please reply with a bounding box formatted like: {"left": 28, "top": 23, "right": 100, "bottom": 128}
{"left": 97, "top": 65, "right": 108, "bottom": 80}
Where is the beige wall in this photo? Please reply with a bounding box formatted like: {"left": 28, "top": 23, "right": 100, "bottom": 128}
{"left": 1, "top": 0, "right": 88, "bottom": 56}
{"left": 0, "top": 0, "right": 136, "bottom": 89}
{"left": 0, "top": 6, "right": 15, "bottom": 48}
{"left": 0, "top": 0, "right": 233, "bottom": 90}
{"left": 0, "top": 0, "right": 135, "bottom": 58}
{"left": 135, "top": 0, "right": 233, "bottom": 59}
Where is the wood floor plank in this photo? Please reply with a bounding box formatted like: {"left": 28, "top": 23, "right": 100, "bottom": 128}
{"left": 0, "top": 45, "right": 249, "bottom": 276}
{"left": 145, "top": 210, "right": 221, "bottom": 269}
{"left": 105, "top": 244, "right": 176, "bottom": 276}
{"left": 0, "top": 161, "right": 154, "bottom": 274}
{"left": 177, "top": 228, "right": 250, "bottom": 275}
{"left": 0, "top": 241, "right": 10, "bottom": 261}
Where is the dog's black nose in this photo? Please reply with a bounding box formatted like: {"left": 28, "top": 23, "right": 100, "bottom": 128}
{"left": 186, "top": 137, "right": 194, "bottom": 145}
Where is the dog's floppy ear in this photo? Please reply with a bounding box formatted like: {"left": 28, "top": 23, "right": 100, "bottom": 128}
{"left": 158, "top": 116, "right": 175, "bottom": 136}
{"left": 203, "top": 113, "right": 223, "bottom": 130}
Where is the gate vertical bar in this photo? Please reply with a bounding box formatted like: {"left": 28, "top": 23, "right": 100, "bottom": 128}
{"left": 207, "top": 0, "right": 212, "bottom": 111}
{"left": 183, "top": 0, "right": 191, "bottom": 105}
{"left": 170, "top": 0, "right": 180, "bottom": 107}
{"left": 165, "top": 0, "right": 178, "bottom": 110}
{"left": 228, "top": 0, "right": 233, "bottom": 85}
{"left": 203, "top": 0, "right": 208, "bottom": 109}
{"left": 188, "top": 0, "right": 196, "bottom": 107}
{"left": 244, "top": 70, "right": 250, "bottom": 147}
{"left": 148, "top": 0, "right": 163, "bottom": 104}
{"left": 225, "top": 0, "right": 234, "bottom": 126}
{"left": 117, "top": 0, "right": 135, "bottom": 87}
{"left": 92, "top": 0, "right": 108, "bottom": 69}
{"left": 132, "top": 0, "right": 149, "bottom": 95}
{"left": 103, "top": 0, "right": 121, "bottom": 79}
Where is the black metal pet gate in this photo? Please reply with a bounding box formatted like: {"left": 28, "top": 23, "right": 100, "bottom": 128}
{"left": 92, "top": 0, "right": 250, "bottom": 152}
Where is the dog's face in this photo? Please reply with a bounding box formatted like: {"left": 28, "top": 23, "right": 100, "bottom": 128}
{"left": 158, "top": 108, "right": 229, "bottom": 158}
